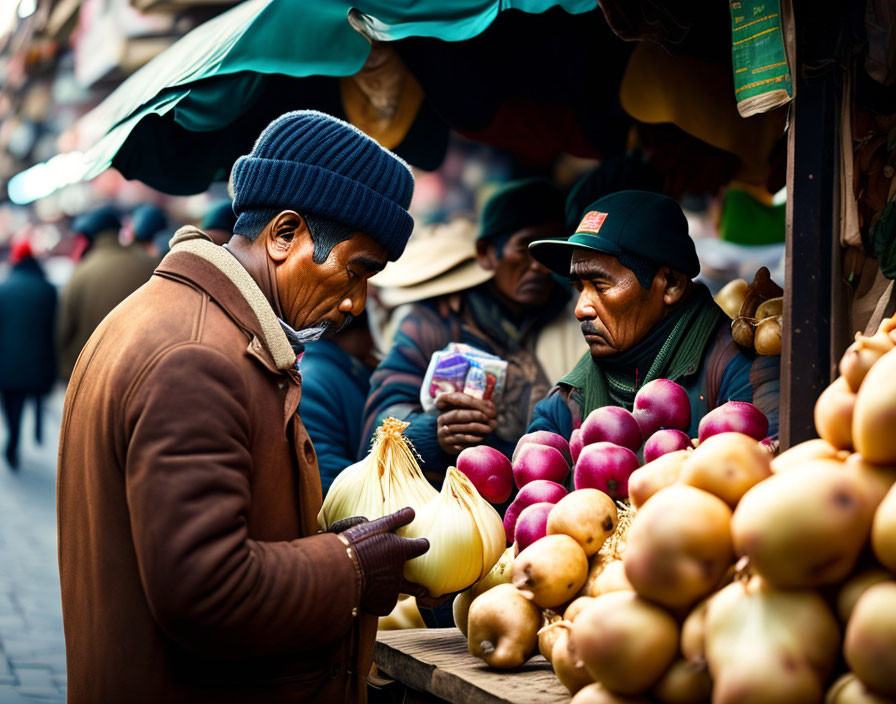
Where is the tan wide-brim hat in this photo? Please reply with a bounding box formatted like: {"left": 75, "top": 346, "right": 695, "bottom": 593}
{"left": 371, "top": 216, "right": 493, "bottom": 306}
{"left": 377, "top": 258, "right": 494, "bottom": 307}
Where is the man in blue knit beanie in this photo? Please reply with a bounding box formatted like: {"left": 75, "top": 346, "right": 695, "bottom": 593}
{"left": 58, "top": 111, "right": 430, "bottom": 704}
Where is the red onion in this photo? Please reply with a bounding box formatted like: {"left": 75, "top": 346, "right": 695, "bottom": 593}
{"left": 512, "top": 443, "right": 569, "bottom": 490}
{"left": 643, "top": 429, "right": 692, "bottom": 463}
{"left": 514, "top": 502, "right": 554, "bottom": 553}
{"left": 456, "top": 445, "right": 513, "bottom": 504}
{"left": 513, "top": 430, "right": 572, "bottom": 466}
{"left": 581, "top": 406, "right": 642, "bottom": 452}
{"left": 502, "top": 479, "right": 567, "bottom": 543}
{"left": 574, "top": 442, "right": 640, "bottom": 500}
{"left": 570, "top": 428, "right": 585, "bottom": 465}
{"left": 698, "top": 401, "right": 769, "bottom": 443}
{"left": 632, "top": 378, "right": 692, "bottom": 439}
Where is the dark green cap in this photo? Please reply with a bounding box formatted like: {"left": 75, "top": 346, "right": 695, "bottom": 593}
{"left": 529, "top": 190, "right": 700, "bottom": 278}
{"left": 72, "top": 205, "right": 121, "bottom": 241}
{"left": 201, "top": 199, "right": 237, "bottom": 232}
{"left": 478, "top": 177, "right": 565, "bottom": 244}
{"left": 132, "top": 204, "right": 167, "bottom": 242}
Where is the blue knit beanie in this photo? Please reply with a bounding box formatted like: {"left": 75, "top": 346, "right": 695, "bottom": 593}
{"left": 73, "top": 205, "right": 121, "bottom": 241}
{"left": 131, "top": 204, "right": 168, "bottom": 242}
{"left": 230, "top": 110, "right": 415, "bottom": 261}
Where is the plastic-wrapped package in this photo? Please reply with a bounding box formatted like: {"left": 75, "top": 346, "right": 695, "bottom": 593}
{"left": 427, "top": 352, "right": 470, "bottom": 398}
{"left": 463, "top": 365, "right": 487, "bottom": 399}
{"left": 420, "top": 343, "right": 508, "bottom": 411}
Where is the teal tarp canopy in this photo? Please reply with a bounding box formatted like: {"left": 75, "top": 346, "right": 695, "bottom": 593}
{"left": 66, "top": 0, "right": 631, "bottom": 195}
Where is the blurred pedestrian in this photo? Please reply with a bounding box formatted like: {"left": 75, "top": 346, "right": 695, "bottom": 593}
{"left": 56, "top": 205, "right": 157, "bottom": 380}
{"left": 0, "top": 239, "right": 57, "bottom": 469}
{"left": 58, "top": 111, "right": 430, "bottom": 704}
{"left": 200, "top": 199, "right": 237, "bottom": 245}
{"left": 130, "top": 203, "right": 169, "bottom": 259}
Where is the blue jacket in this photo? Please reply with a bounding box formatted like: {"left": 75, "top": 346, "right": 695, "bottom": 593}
{"left": 528, "top": 321, "right": 780, "bottom": 441}
{"left": 0, "top": 258, "right": 57, "bottom": 393}
{"left": 298, "top": 339, "right": 373, "bottom": 494}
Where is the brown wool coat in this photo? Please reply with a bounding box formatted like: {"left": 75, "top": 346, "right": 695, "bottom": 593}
{"left": 57, "top": 229, "right": 377, "bottom": 704}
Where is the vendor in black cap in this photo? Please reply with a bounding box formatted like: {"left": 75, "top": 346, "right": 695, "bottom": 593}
{"left": 527, "top": 190, "right": 780, "bottom": 440}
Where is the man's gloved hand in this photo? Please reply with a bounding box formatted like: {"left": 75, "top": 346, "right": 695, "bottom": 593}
{"left": 340, "top": 507, "right": 430, "bottom": 616}
{"left": 327, "top": 516, "right": 369, "bottom": 534}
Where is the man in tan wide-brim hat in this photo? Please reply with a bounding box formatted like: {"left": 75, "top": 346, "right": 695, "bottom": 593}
{"left": 362, "top": 178, "right": 586, "bottom": 488}
{"left": 373, "top": 217, "right": 494, "bottom": 307}
{"left": 370, "top": 217, "right": 494, "bottom": 338}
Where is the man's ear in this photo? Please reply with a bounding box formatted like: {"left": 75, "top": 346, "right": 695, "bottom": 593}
{"left": 662, "top": 267, "right": 690, "bottom": 306}
{"left": 476, "top": 240, "right": 497, "bottom": 272}
{"left": 265, "top": 210, "right": 308, "bottom": 262}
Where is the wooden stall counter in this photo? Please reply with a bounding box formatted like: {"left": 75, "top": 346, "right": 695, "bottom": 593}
{"left": 374, "top": 628, "right": 571, "bottom": 704}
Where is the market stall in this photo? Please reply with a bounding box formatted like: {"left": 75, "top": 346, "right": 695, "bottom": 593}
{"left": 16, "top": 0, "right": 890, "bottom": 450}
{"left": 359, "top": 309, "right": 896, "bottom": 701}
{"left": 6, "top": 0, "right": 896, "bottom": 700}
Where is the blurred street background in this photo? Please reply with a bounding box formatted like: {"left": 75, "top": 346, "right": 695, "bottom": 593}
{"left": 0, "top": 386, "right": 66, "bottom": 703}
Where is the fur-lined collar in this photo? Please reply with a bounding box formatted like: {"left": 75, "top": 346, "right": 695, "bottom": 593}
{"left": 166, "top": 226, "right": 296, "bottom": 370}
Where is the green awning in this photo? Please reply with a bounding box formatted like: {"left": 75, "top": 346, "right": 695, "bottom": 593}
{"left": 89, "top": 0, "right": 596, "bottom": 178}
{"left": 11, "top": 0, "right": 603, "bottom": 200}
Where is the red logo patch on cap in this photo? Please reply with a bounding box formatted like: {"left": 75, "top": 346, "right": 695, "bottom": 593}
{"left": 577, "top": 211, "right": 608, "bottom": 234}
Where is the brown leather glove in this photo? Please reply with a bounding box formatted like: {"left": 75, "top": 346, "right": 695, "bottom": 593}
{"left": 340, "top": 507, "right": 430, "bottom": 616}
{"left": 327, "top": 516, "right": 369, "bottom": 534}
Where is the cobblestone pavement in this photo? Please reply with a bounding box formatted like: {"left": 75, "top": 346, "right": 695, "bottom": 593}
{"left": 0, "top": 386, "right": 67, "bottom": 703}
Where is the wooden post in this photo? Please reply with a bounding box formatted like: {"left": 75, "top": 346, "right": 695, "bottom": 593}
{"left": 780, "top": 0, "right": 842, "bottom": 449}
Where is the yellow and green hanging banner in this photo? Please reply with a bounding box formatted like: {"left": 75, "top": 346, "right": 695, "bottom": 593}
{"left": 730, "top": 0, "right": 793, "bottom": 117}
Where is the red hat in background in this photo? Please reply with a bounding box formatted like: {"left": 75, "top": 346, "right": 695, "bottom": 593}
{"left": 10, "top": 239, "right": 34, "bottom": 264}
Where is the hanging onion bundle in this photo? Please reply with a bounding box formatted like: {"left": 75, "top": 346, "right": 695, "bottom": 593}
{"left": 317, "top": 417, "right": 437, "bottom": 530}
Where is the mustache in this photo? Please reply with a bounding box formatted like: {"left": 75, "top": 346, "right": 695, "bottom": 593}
{"left": 580, "top": 321, "right": 603, "bottom": 337}
{"left": 334, "top": 312, "right": 354, "bottom": 334}
{"left": 317, "top": 312, "right": 355, "bottom": 335}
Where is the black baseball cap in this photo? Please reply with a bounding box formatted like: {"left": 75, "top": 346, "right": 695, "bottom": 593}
{"left": 528, "top": 190, "right": 700, "bottom": 278}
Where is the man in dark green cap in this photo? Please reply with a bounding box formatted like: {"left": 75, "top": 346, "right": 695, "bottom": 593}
{"left": 527, "top": 189, "right": 780, "bottom": 440}
{"left": 364, "top": 177, "right": 582, "bottom": 485}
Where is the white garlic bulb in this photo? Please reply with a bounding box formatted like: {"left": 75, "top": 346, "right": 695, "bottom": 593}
{"left": 402, "top": 466, "right": 506, "bottom": 597}
{"left": 318, "top": 417, "right": 437, "bottom": 529}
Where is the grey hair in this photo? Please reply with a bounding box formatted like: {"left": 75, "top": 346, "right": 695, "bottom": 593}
{"left": 235, "top": 210, "right": 355, "bottom": 264}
